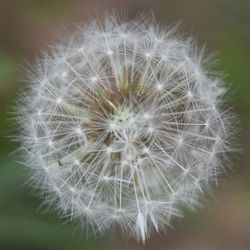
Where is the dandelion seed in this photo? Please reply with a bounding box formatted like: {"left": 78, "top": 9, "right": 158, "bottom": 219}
{"left": 14, "top": 12, "right": 235, "bottom": 242}
{"left": 143, "top": 113, "right": 151, "bottom": 120}
{"left": 91, "top": 76, "right": 98, "bottom": 83}
{"left": 56, "top": 98, "right": 62, "bottom": 104}
{"left": 75, "top": 127, "right": 82, "bottom": 134}
{"left": 107, "top": 50, "right": 113, "bottom": 55}
{"left": 148, "top": 127, "right": 154, "bottom": 133}
{"left": 48, "top": 140, "right": 53, "bottom": 146}
{"left": 136, "top": 212, "right": 146, "bottom": 243}
{"left": 187, "top": 90, "right": 193, "bottom": 98}
{"left": 157, "top": 83, "right": 163, "bottom": 91}
{"left": 74, "top": 160, "right": 80, "bottom": 165}
{"left": 106, "top": 146, "right": 113, "bottom": 154}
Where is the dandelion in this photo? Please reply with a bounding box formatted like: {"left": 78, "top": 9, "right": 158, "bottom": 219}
{"left": 15, "top": 13, "right": 234, "bottom": 242}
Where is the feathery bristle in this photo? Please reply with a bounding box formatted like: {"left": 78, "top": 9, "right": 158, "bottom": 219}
{"left": 14, "top": 12, "right": 234, "bottom": 241}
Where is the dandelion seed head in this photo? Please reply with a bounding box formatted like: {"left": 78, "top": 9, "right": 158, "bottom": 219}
{"left": 15, "top": 12, "right": 235, "bottom": 242}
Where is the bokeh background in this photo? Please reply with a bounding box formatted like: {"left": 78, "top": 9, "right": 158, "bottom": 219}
{"left": 0, "top": 0, "right": 250, "bottom": 249}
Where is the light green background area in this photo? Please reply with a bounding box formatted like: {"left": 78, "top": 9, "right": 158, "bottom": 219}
{"left": 0, "top": 1, "right": 250, "bottom": 249}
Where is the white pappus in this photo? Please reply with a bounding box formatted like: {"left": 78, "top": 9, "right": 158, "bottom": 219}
{"left": 15, "top": 12, "right": 235, "bottom": 242}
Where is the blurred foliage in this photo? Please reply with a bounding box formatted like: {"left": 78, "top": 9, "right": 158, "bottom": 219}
{"left": 21, "top": 0, "right": 72, "bottom": 20}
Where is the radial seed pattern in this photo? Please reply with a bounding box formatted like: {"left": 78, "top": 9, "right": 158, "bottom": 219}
{"left": 17, "top": 14, "right": 233, "bottom": 241}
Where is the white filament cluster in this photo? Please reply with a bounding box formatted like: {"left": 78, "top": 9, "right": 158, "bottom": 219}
{"left": 17, "top": 14, "right": 233, "bottom": 242}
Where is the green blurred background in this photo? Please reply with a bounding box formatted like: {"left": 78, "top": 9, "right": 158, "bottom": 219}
{"left": 0, "top": 0, "right": 250, "bottom": 249}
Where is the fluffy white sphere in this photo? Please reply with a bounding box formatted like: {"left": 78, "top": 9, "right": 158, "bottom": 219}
{"left": 16, "top": 13, "right": 233, "bottom": 242}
